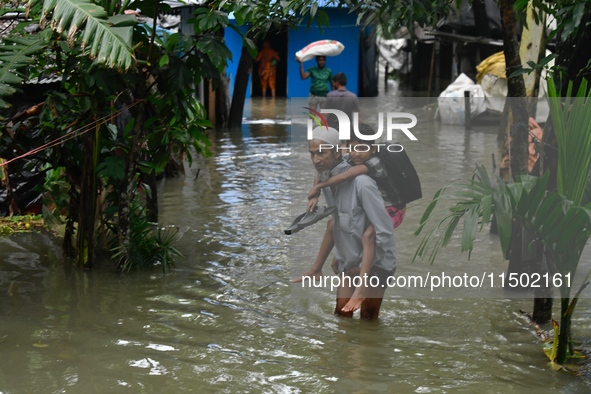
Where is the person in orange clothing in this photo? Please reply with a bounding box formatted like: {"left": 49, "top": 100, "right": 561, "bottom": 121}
{"left": 255, "top": 40, "right": 280, "bottom": 98}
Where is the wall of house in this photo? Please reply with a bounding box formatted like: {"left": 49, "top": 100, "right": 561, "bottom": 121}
{"left": 224, "top": 23, "right": 250, "bottom": 99}
{"left": 224, "top": 8, "right": 360, "bottom": 99}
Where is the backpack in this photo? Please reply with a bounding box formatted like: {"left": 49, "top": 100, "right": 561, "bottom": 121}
{"left": 374, "top": 145, "right": 422, "bottom": 207}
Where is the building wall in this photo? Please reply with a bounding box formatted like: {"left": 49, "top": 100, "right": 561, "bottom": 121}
{"left": 224, "top": 8, "right": 360, "bottom": 99}
{"left": 224, "top": 23, "right": 250, "bottom": 99}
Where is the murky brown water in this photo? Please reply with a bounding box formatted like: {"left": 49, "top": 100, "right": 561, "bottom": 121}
{"left": 2, "top": 96, "right": 591, "bottom": 393}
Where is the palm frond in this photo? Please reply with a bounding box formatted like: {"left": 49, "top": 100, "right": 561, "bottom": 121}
{"left": 548, "top": 78, "right": 591, "bottom": 205}
{"left": 414, "top": 165, "right": 513, "bottom": 263}
{"left": 0, "top": 34, "right": 47, "bottom": 108}
{"left": 38, "top": 0, "right": 135, "bottom": 70}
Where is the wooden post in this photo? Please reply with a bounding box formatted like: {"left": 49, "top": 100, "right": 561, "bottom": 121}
{"left": 208, "top": 81, "right": 216, "bottom": 125}
{"left": 428, "top": 42, "right": 435, "bottom": 97}
{"left": 384, "top": 62, "right": 389, "bottom": 92}
{"left": 464, "top": 90, "right": 471, "bottom": 130}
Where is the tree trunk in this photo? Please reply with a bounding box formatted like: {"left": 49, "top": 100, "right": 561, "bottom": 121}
{"left": 2, "top": 164, "right": 20, "bottom": 215}
{"left": 500, "top": 0, "right": 529, "bottom": 179}
{"left": 76, "top": 124, "right": 98, "bottom": 269}
{"left": 145, "top": 170, "right": 158, "bottom": 223}
{"left": 531, "top": 248, "right": 552, "bottom": 324}
{"left": 216, "top": 72, "right": 231, "bottom": 126}
{"left": 556, "top": 297, "right": 571, "bottom": 364}
{"left": 532, "top": 292, "right": 552, "bottom": 323}
{"left": 228, "top": 44, "right": 253, "bottom": 128}
{"left": 117, "top": 103, "right": 144, "bottom": 269}
{"left": 63, "top": 168, "right": 79, "bottom": 258}
{"left": 499, "top": 0, "right": 553, "bottom": 322}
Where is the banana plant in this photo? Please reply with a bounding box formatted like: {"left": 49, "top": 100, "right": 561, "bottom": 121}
{"left": 0, "top": 0, "right": 134, "bottom": 109}
{"left": 415, "top": 78, "right": 591, "bottom": 365}
{"left": 0, "top": 34, "right": 47, "bottom": 109}
{"left": 36, "top": 0, "right": 135, "bottom": 70}
{"left": 1, "top": 0, "right": 216, "bottom": 269}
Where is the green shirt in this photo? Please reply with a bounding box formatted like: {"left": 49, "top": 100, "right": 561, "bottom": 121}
{"left": 307, "top": 66, "right": 332, "bottom": 96}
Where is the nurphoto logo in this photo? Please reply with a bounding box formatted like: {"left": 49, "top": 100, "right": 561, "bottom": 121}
{"left": 305, "top": 108, "right": 418, "bottom": 152}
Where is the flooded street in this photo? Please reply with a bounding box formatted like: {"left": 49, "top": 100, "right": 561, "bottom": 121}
{"left": 2, "top": 95, "right": 591, "bottom": 393}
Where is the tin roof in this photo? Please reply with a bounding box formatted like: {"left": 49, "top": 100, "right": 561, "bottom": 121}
{"left": 161, "top": 0, "right": 206, "bottom": 8}
{"left": 0, "top": 17, "right": 19, "bottom": 43}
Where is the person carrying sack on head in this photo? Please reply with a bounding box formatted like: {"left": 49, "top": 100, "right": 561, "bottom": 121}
{"left": 298, "top": 55, "right": 332, "bottom": 111}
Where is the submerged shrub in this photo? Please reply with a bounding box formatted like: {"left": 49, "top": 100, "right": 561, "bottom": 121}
{"left": 111, "top": 201, "right": 181, "bottom": 273}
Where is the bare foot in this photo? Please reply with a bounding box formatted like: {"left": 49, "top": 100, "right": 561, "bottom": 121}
{"left": 341, "top": 297, "right": 364, "bottom": 313}
{"left": 341, "top": 286, "right": 367, "bottom": 312}
{"left": 291, "top": 269, "right": 322, "bottom": 283}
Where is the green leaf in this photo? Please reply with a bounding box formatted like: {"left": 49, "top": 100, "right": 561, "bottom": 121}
{"left": 538, "top": 53, "right": 557, "bottom": 68}
{"left": 461, "top": 206, "right": 479, "bottom": 252}
{"left": 159, "top": 54, "right": 169, "bottom": 68}
{"left": 0, "top": 35, "right": 47, "bottom": 108}
{"left": 493, "top": 192, "right": 513, "bottom": 254}
{"left": 514, "top": 0, "right": 530, "bottom": 12}
{"left": 97, "top": 156, "right": 126, "bottom": 180}
{"left": 481, "top": 194, "right": 493, "bottom": 228}
{"left": 310, "top": 2, "right": 318, "bottom": 17}
{"left": 108, "top": 14, "right": 137, "bottom": 27}
{"left": 243, "top": 37, "right": 257, "bottom": 58}
{"left": 509, "top": 67, "right": 533, "bottom": 79}
{"left": 41, "top": 0, "right": 134, "bottom": 70}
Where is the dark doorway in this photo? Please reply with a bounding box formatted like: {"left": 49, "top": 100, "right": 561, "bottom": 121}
{"left": 251, "top": 27, "right": 288, "bottom": 98}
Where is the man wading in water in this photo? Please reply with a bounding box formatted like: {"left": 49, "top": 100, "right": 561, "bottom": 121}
{"left": 300, "top": 126, "right": 397, "bottom": 319}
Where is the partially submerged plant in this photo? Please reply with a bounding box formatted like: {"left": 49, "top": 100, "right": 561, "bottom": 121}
{"left": 415, "top": 79, "right": 591, "bottom": 365}
{"left": 111, "top": 200, "right": 181, "bottom": 273}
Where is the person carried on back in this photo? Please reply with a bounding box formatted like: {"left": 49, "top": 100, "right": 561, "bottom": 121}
{"left": 304, "top": 124, "right": 409, "bottom": 312}
{"left": 296, "top": 125, "right": 397, "bottom": 319}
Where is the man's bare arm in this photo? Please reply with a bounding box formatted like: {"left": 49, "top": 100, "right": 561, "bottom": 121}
{"left": 299, "top": 59, "right": 309, "bottom": 79}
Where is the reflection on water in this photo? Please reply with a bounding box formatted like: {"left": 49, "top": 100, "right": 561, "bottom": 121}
{"left": 1, "top": 97, "right": 591, "bottom": 392}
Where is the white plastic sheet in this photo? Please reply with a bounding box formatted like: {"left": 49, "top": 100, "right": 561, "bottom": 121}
{"left": 437, "top": 73, "right": 487, "bottom": 125}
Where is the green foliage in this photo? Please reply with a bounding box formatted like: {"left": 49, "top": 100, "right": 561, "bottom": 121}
{"left": 416, "top": 87, "right": 591, "bottom": 292}
{"left": 548, "top": 78, "right": 591, "bottom": 206}
{"left": 37, "top": 166, "right": 69, "bottom": 226}
{"left": 509, "top": 53, "right": 557, "bottom": 79}
{"left": 145, "top": 95, "right": 212, "bottom": 168}
{"left": 111, "top": 201, "right": 181, "bottom": 273}
{"left": 2, "top": 0, "right": 330, "bottom": 273}
{"left": 540, "top": 0, "right": 588, "bottom": 43}
{"left": 0, "top": 34, "right": 47, "bottom": 108}
{"left": 347, "top": 0, "right": 458, "bottom": 38}
{"left": 209, "top": 0, "right": 333, "bottom": 55}
{"left": 415, "top": 78, "right": 591, "bottom": 365}
{"left": 414, "top": 165, "right": 531, "bottom": 264}
{"left": 35, "top": 0, "right": 135, "bottom": 70}
{"left": 97, "top": 156, "right": 126, "bottom": 180}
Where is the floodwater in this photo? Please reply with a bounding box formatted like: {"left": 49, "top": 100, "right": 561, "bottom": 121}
{"left": 2, "top": 94, "right": 591, "bottom": 393}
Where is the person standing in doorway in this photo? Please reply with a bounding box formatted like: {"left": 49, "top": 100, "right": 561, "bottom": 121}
{"left": 255, "top": 40, "right": 280, "bottom": 98}
{"left": 298, "top": 56, "right": 332, "bottom": 111}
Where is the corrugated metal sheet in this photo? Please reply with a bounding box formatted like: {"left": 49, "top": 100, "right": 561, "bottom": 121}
{"left": 0, "top": 19, "right": 18, "bottom": 43}
{"left": 26, "top": 76, "right": 62, "bottom": 85}
{"left": 162, "top": 0, "right": 206, "bottom": 8}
